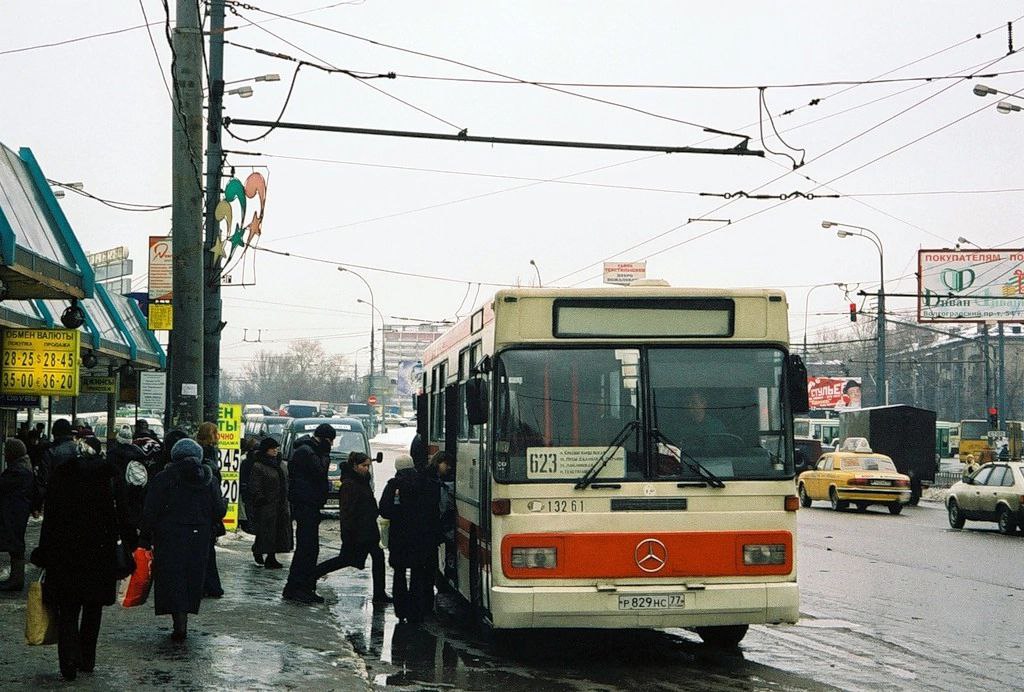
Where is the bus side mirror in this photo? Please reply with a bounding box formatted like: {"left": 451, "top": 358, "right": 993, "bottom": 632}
{"left": 788, "top": 354, "right": 810, "bottom": 414}
{"left": 465, "top": 379, "right": 489, "bottom": 425}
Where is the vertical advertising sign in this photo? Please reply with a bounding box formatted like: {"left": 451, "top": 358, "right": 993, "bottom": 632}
{"left": 217, "top": 403, "right": 242, "bottom": 532}
{"left": 148, "top": 236, "right": 173, "bottom": 301}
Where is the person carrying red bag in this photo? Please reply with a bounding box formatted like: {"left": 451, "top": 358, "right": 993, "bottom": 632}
{"left": 139, "top": 438, "right": 226, "bottom": 641}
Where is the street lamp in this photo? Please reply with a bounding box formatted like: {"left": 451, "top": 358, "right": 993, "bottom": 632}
{"left": 338, "top": 266, "right": 375, "bottom": 399}
{"left": 972, "top": 83, "right": 1024, "bottom": 113}
{"left": 225, "top": 86, "right": 253, "bottom": 98}
{"left": 803, "top": 282, "right": 845, "bottom": 361}
{"left": 357, "top": 297, "right": 387, "bottom": 415}
{"left": 822, "top": 220, "right": 887, "bottom": 405}
{"left": 529, "top": 259, "right": 542, "bottom": 287}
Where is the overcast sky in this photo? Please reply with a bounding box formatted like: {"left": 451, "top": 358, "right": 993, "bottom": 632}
{"left": 3, "top": 1, "right": 1024, "bottom": 379}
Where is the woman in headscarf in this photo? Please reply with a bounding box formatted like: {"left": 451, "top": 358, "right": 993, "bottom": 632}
{"left": 249, "top": 437, "right": 292, "bottom": 569}
{"left": 140, "top": 438, "right": 226, "bottom": 640}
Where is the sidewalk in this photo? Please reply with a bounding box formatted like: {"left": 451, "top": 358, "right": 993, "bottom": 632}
{"left": 0, "top": 521, "right": 370, "bottom": 690}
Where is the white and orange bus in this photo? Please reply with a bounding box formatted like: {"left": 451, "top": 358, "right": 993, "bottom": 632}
{"left": 419, "top": 283, "right": 809, "bottom": 646}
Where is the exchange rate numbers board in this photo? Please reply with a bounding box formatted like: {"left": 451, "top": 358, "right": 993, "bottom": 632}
{"left": 1, "top": 329, "right": 80, "bottom": 396}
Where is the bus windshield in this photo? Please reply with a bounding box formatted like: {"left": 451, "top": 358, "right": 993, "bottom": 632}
{"left": 493, "top": 347, "right": 791, "bottom": 483}
{"left": 960, "top": 420, "right": 988, "bottom": 439}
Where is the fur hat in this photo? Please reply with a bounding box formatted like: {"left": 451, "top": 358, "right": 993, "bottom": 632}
{"left": 258, "top": 436, "right": 280, "bottom": 453}
{"left": 394, "top": 454, "right": 414, "bottom": 472}
{"left": 4, "top": 438, "right": 27, "bottom": 462}
{"left": 116, "top": 424, "right": 134, "bottom": 444}
{"left": 171, "top": 438, "right": 204, "bottom": 464}
{"left": 52, "top": 418, "right": 73, "bottom": 437}
{"left": 314, "top": 423, "right": 337, "bottom": 440}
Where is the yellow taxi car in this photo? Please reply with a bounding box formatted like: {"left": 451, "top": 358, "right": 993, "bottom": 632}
{"left": 797, "top": 437, "right": 911, "bottom": 514}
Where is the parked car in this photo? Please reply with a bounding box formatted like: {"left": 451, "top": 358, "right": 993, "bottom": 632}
{"left": 279, "top": 417, "right": 382, "bottom": 509}
{"left": 794, "top": 437, "right": 823, "bottom": 475}
{"left": 946, "top": 462, "right": 1024, "bottom": 535}
{"left": 797, "top": 437, "right": 912, "bottom": 514}
{"left": 243, "top": 404, "right": 276, "bottom": 419}
{"left": 243, "top": 414, "right": 292, "bottom": 444}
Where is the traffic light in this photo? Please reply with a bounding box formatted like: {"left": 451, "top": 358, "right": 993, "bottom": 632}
{"left": 988, "top": 407, "right": 999, "bottom": 429}
{"left": 849, "top": 303, "right": 857, "bottom": 322}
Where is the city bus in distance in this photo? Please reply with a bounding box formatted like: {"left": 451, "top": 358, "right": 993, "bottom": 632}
{"left": 935, "top": 421, "right": 958, "bottom": 459}
{"left": 958, "top": 419, "right": 989, "bottom": 463}
{"left": 419, "top": 284, "right": 809, "bottom": 647}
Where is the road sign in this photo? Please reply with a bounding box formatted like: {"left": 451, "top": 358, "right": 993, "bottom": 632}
{"left": 1, "top": 329, "right": 80, "bottom": 396}
{"left": 368, "top": 394, "right": 378, "bottom": 406}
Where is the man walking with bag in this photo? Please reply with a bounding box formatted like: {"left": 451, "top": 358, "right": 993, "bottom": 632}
{"left": 283, "top": 423, "right": 335, "bottom": 604}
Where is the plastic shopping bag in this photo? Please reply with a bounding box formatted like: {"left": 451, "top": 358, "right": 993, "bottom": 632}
{"left": 122, "top": 548, "right": 153, "bottom": 608}
{"left": 25, "top": 575, "right": 56, "bottom": 646}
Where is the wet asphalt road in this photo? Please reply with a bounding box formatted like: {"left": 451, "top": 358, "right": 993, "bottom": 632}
{"left": 2, "top": 436, "right": 1021, "bottom": 690}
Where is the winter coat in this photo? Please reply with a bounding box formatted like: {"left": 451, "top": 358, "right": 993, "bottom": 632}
{"left": 337, "top": 464, "right": 380, "bottom": 569}
{"left": 287, "top": 436, "right": 330, "bottom": 508}
{"left": 249, "top": 454, "right": 292, "bottom": 555}
{"left": 108, "top": 441, "right": 148, "bottom": 530}
{"left": 0, "top": 455, "right": 34, "bottom": 554}
{"left": 31, "top": 452, "right": 120, "bottom": 606}
{"left": 379, "top": 467, "right": 442, "bottom": 569}
{"left": 239, "top": 449, "right": 256, "bottom": 509}
{"left": 202, "top": 443, "right": 227, "bottom": 538}
{"left": 140, "top": 457, "right": 226, "bottom": 615}
{"left": 38, "top": 435, "right": 78, "bottom": 512}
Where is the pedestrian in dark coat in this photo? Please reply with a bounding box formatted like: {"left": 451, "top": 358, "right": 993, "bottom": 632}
{"left": 108, "top": 425, "right": 149, "bottom": 551}
{"left": 409, "top": 432, "right": 428, "bottom": 470}
{"left": 249, "top": 437, "right": 291, "bottom": 568}
{"left": 38, "top": 418, "right": 79, "bottom": 513}
{"left": 140, "top": 438, "right": 226, "bottom": 640}
{"left": 283, "top": 424, "right": 335, "bottom": 604}
{"left": 379, "top": 454, "right": 442, "bottom": 622}
{"left": 315, "top": 451, "right": 390, "bottom": 605}
{"left": 0, "top": 439, "right": 34, "bottom": 591}
{"left": 238, "top": 436, "right": 258, "bottom": 535}
{"left": 152, "top": 428, "right": 188, "bottom": 478}
{"left": 197, "top": 421, "right": 225, "bottom": 598}
{"left": 29, "top": 439, "right": 121, "bottom": 680}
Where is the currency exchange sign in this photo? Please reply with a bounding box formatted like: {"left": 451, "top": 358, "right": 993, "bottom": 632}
{"left": 217, "top": 403, "right": 242, "bottom": 532}
{"left": 1, "top": 329, "right": 80, "bottom": 396}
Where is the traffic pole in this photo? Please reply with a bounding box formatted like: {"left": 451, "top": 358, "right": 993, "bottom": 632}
{"left": 168, "top": 0, "right": 205, "bottom": 434}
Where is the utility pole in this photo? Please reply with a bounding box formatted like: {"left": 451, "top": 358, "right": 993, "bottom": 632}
{"left": 998, "top": 322, "right": 1006, "bottom": 428}
{"left": 169, "top": 0, "right": 205, "bottom": 433}
{"left": 203, "top": 0, "right": 226, "bottom": 423}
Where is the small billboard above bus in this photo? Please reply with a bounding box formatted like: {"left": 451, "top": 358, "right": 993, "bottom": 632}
{"left": 808, "top": 376, "right": 862, "bottom": 410}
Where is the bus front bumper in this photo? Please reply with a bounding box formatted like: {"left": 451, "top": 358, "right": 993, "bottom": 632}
{"left": 488, "top": 581, "right": 799, "bottom": 630}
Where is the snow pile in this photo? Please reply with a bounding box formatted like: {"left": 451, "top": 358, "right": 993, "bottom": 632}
{"left": 372, "top": 426, "right": 417, "bottom": 446}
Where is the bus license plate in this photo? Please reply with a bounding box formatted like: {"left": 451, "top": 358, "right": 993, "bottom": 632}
{"left": 617, "top": 594, "right": 685, "bottom": 610}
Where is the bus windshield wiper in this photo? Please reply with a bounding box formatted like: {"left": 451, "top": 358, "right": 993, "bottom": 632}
{"left": 574, "top": 419, "right": 638, "bottom": 490}
{"left": 651, "top": 427, "right": 726, "bottom": 488}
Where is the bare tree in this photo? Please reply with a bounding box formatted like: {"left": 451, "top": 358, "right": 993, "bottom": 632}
{"left": 224, "top": 340, "right": 357, "bottom": 408}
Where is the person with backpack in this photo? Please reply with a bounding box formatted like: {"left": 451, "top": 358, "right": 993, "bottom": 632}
{"left": 0, "top": 438, "right": 35, "bottom": 592}
{"left": 378, "top": 454, "right": 441, "bottom": 623}
{"left": 108, "top": 425, "right": 149, "bottom": 551}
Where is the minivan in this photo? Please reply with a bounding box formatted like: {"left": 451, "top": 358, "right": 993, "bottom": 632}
{"left": 280, "top": 417, "right": 382, "bottom": 509}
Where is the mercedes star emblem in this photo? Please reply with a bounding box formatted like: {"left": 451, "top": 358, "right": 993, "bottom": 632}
{"left": 634, "top": 538, "right": 668, "bottom": 573}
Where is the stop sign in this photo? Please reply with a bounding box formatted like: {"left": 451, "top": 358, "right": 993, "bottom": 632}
{"left": 368, "top": 395, "right": 378, "bottom": 406}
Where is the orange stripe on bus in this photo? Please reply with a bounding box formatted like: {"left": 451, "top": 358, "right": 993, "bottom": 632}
{"left": 501, "top": 531, "right": 792, "bottom": 579}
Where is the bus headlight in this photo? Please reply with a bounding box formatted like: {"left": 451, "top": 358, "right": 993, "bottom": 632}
{"left": 511, "top": 547, "right": 558, "bottom": 569}
{"left": 743, "top": 544, "right": 786, "bottom": 565}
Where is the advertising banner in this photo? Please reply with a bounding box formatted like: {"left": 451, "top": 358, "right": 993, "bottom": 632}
{"left": 396, "top": 359, "right": 423, "bottom": 398}
{"left": 807, "top": 376, "right": 862, "bottom": 410}
{"left": 148, "top": 236, "right": 173, "bottom": 301}
{"left": 1, "top": 329, "right": 80, "bottom": 396}
{"left": 217, "top": 403, "right": 242, "bottom": 532}
{"left": 918, "top": 248, "right": 1024, "bottom": 322}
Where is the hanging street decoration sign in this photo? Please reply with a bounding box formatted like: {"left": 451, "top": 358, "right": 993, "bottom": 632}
{"left": 1, "top": 329, "right": 80, "bottom": 396}
{"left": 217, "top": 403, "right": 243, "bottom": 532}
{"left": 918, "top": 249, "right": 1024, "bottom": 322}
